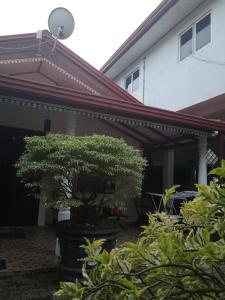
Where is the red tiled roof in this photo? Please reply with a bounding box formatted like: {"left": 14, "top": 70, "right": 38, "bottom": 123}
{"left": 1, "top": 74, "right": 225, "bottom": 133}
{"left": 0, "top": 31, "right": 141, "bottom": 105}
{"left": 179, "top": 93, "right": 225, "bottom": 117}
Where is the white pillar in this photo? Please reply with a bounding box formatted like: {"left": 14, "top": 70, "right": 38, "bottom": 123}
{"left": 64, "top": 113, "right": 76, "bottom": 136}
{"left": 56, "top": 113, "right": 77, "bottom": 255}
{"left": 60, "top": 113, "right": 77, "bottom": 222}
{"left": 37, "top": 203, "right": 46, "bottom": 226}
{"left": 163, "top": 150, "right": 174, "bottom": 190}
{"left": 37, "top": 179, "right": 48, "bottom": 226}
{"left": 198, "top": 135, "right": 207, "bottom": 184}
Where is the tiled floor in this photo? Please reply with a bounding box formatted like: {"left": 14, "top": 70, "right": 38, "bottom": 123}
{"left": 0, "top": 225, "right": 141, "bottom": 273}
{"left": 0, "top": 226, "right": 60, "bottom": 272}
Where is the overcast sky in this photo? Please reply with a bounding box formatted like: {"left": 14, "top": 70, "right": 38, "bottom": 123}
{"left": 1, "top": 0, "right": 162, "bottom": 69}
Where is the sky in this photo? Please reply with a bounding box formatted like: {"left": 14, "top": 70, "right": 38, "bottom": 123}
{"left": 1, "top": 0, "right": 162, "bottom": 69}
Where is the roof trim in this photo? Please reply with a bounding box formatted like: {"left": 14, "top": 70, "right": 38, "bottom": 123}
{"left": 179, "top": 93, "right": 225, "bottom": 117}
{"left": 100, "top": 0, "right": 178, "bottom": 73}
{"left": 0, "top": 31, "right": 141, "bottom": 105}
{"left": 0, "top": 56, "right": 100, "bottom": 95}
{"left": 0, "top": 74, "right": 225, "bottom": 133}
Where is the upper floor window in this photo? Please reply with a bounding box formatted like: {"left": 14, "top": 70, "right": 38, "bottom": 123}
{"left": 179, "top": 13, "right": 211, "bottom": 61}
{"left": 196, "top": 14, "right": 211, "bottom": 50}
{"left": 180, "top": 27, "right": 193, "bottom": 61}
{"left": 125, "top": 69, "right": 139, "bottom": 92}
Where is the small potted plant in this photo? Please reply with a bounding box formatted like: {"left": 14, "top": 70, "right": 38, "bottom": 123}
{"left": 16, "top": 134, "right": 146, "bottom": 280}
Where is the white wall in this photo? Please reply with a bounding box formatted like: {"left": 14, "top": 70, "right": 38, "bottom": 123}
{"left": 115, "top": 0, "right": 225, "bottom": 111}
{"left": 116, "top": 60, "right": 145, "bottom": 103}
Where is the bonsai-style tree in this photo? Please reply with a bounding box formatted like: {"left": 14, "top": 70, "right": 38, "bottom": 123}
{"left": 16, "top": 134, "right": 146, "bottom": 227}
{"left": 55, "top": 161, "right": 225, "bottom": 299}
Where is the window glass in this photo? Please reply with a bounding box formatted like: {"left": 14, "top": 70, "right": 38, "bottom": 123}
{"left": 180, "top": 28, "right": 193, "bottom": 61}
{"left": 196, "top": 14, "right": 211, "bottom": 50}
{"left": 125, "top": 69, "right": 139, "bottom": 92}
{"left": 132, "top": 69, "right": 139, "bottom": 91}
{"left": 125, "top": 75, "right": 131, "bottom": 91}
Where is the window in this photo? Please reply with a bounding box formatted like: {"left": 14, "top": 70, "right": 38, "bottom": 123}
{"left": 207, "top": 148, "right": 218, "bottom": 166}
{"left": 196, "top": 14, "right": 211, "bottom": 50}
{"left": 180, "top": 28, "right": 193, "bottom": 61}
{"left": 179, "top": 13, "right": 211, "bottom": 61}
{"left": 125, "top": 69, "right": 139, "bottom": 92}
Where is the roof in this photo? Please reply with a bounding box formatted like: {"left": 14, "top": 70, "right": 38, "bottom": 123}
{"left": 100, "top": 0, "right": 205, "bottom": 76}
{"left": 179, "top": 93, "right": 225, "bottom": 119}
{"left": 1, "top": 73, "right": 225, "bottom": 134}
{"left": 0, "top": 31, "right": 140, "bottom": 104}
{"left": 101, "top": 0, "right": 177, "bottom": 73}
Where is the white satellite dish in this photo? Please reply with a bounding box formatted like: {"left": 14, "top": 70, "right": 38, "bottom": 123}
{"left": 48, "top": 7, "right": 75, "bottom": 40}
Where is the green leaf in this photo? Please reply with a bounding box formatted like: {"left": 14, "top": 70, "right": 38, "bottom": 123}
{"left": 163, "top": 185, "right": 180, "bottom": 205}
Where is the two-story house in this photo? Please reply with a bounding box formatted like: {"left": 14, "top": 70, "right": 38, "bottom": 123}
{"left": 2, "top": 31, "right": 224, "bottom": 224}
{"left": 101, "top": 0, "right": 225, "bottom": 120}
{"left": 101, "top": 0, "right": 225, "bottom": 195}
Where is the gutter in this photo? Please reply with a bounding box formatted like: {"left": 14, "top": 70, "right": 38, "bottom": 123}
{"left": 0, "top": 74, "right": 225, "bottom": 133}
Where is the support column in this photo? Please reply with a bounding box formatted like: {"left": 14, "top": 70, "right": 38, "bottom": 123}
{"left": 163, "top": 149, "right": 174, "bottom": 190}
{"left": 217, "top": 132, "right": 224, "bottom": 166}
{"left": 60, "top": 113, "right": 77, "bottom": 221}
{"left": 37, "top": 203, "right": 46, "bottom": 226}
{"left": 198, "top": 135, "right": 207, "bottom": 184}
{"left": 64, "top": 113, "right": 76, "bottom": 136}
{"left": 56, "top": 113, "right": 77, "bottom": 255}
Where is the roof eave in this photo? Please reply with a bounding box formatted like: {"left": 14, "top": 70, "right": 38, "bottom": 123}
{"left": 0, "top": 74, "right": 225, "bottom": 133}
{"left": 100, "top": 0, "right": 178, "bottom": 73}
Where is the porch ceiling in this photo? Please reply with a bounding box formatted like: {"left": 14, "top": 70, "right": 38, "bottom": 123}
{"left": 0, "top": 94, "right": 199, "bottom": 151}
{"left": 100, "top": 119, "right": 197, "bottom": 151}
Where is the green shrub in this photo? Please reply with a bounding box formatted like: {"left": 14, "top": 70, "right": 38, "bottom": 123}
{"left": 16, "top": 134, "right": 146, "bottom": 225}
{"left": 55, "top": 162, "right": 225, "bottom": 299}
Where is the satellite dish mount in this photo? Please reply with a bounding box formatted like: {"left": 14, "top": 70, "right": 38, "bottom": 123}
{"left": 48, "top": 7, "right": 75, "bottom": 53}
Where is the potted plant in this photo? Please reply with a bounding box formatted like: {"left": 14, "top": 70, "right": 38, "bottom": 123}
{"left": 16, "top": 134, "right": 146, "bottom": 280}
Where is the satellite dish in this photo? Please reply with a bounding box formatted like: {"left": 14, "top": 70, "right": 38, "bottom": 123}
{"left": 48, "top": 7, "right": 75, "bottom": 40}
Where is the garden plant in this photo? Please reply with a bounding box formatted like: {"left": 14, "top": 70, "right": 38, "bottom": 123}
{"left": 56, "top": 161, "right": 225, "bottom": 299}
{"left": 16, "top": 133, "right": 146, "bottom": 228}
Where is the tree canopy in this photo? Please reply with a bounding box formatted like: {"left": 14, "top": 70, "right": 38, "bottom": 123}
{"left": 16, "top": 134, "right": 146, "bottom": 209}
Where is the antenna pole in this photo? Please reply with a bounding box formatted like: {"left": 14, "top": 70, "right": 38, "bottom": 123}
{"left": 52, "top": 26, "right": 63, "bottom": 54}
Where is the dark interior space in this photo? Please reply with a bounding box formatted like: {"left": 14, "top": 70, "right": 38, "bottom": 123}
{"left": 0, "top": 126, "right": 43, "bottom": 226}
{"left": 174, "top": 166, "right": 196, "bottom": 191}
{"left": 142, "top": 149, "right": 163, "bottom": 194}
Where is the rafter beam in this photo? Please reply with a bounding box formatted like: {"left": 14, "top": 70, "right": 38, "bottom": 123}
{"left": 120, "top": 123, "right": 160, "bottom": 145}
{"left": 140, "top": 125, "right": 171, "bottom": 140}
{"left": 152, "top": 137, "right": 197, "bottom": 152}
{"left": 101, "top": 119, "right": 151, "bottom": 146}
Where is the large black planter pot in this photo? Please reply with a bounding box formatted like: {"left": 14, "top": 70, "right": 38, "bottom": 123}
{"left": 57, "top": 226, "right": 119, "bottom": 281}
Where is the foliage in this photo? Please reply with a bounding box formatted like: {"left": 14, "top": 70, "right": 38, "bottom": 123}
{"left": 16, "top": 134, "right": 146, "bottom": 224}
{"left": 55, "top": 161, "right": 225, "bottom": 299}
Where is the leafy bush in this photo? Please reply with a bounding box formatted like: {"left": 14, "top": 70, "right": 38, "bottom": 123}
{"left": 16, "top": 134, "right": 146, "bottom": 225}
{"left": 55, "top": 162, "right": 225, "bottom": 299}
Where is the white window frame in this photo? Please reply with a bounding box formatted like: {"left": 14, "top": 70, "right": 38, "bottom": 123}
{"left": 179, "top": 26, "right": 193, "bottom": 61}
{"left": 125, "top": 68, "right": 140, "bottom": 93}
{"left": 196, "top": 13, "right": 211, "bottom": 51}
{"left": 179, "top": 12, "right": 211, "bottom": 62}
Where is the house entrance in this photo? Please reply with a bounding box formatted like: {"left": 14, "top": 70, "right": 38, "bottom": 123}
{"left": 0, "top": 126, "right": 43, "bottom": 226}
